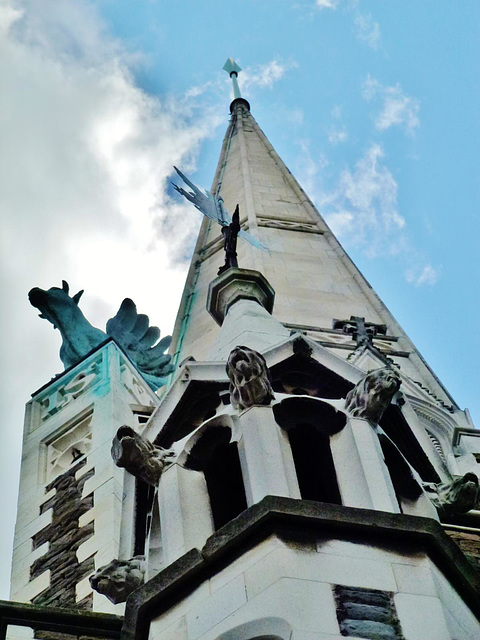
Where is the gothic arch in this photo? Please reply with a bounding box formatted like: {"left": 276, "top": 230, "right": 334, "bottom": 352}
{"left": 409, "top": 398, "right": 457, "bottom": 462}
{"left": 213, "top": 617, "right": 292, "bottom": 640}
{"left": 178, "top": 416, "right": 247, "bottom": 530}
{"left": 273, "top": 397, "right": 345, "bottom": 504}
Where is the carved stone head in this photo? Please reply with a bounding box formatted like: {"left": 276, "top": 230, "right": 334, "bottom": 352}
{"left": 111, "top": 426, "right": 175, "bottom": 486}
{"left": 424, "top": 472, "right": 479, "bottom": 516}
{"left": 89, "top": 556, "right": 145, "bottom": 604}
{"left": 226, "top": 346, "right": 275, "bottom": 411}
{"left": 344, "top": 367, "right": 401, "bottom": 424}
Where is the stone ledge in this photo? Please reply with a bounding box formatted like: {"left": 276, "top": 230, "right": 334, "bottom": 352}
{"left": 0, "top": 598, "right": 122, "bottom": 638}
{"left": 121, "top": 496, "right": 480, "bottom": 640}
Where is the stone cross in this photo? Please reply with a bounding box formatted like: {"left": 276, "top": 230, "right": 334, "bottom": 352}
{"left": 333, "top": 316, "right": 387, "bottom": 348}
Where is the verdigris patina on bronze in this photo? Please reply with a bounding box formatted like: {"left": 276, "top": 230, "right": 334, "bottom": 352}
{"left": 344, "top": 367, "right": 401, "bottom": 424}
{"left": 172, "top": 167, "right": 268, "bottom": 274}
{"left": 218, "top": 204, "right": 241, "bottom": 275}
{"left": 111, "top": 425, "right": 175, "bottom": 486}
{"left": 29, "top": 281, "right": 174, "bottom": 389}
{"left": 226, "top": 346, "right": 275, "bottom": 411}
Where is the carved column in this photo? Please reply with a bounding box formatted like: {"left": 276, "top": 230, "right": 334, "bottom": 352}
{"left": 237, "top": 406, "right": 300, "bottom": 505}
{"left": 156, "top": 464, "right": 214, "bottom": 570}
{"left": 330, "top": 417, "right": 400, "bottom": 513}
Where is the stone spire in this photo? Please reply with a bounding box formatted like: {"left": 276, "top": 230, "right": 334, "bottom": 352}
{"left": 170, "top": 83, "right": 458, "bottom": 416}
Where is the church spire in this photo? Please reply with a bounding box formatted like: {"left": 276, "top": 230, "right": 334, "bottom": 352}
{"left": 170, "top": 69, "right": 458, "bottom": 418}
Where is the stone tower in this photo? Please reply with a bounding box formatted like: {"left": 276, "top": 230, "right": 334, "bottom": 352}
{"left": 10, "top": 65, "right": 480, "bottom": 640}
{"left": 10, "top": 337, "right": 160, "bottom": 614}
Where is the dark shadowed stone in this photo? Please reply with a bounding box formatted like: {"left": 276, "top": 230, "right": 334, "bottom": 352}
{"left": 334, "top": 584, "right": 403, "bottom": 639}
{"left": 341, "top": 619, "right": 398, "bottom": 639}
{"left": 30, "top": 459, "right": 95, "bottom": 609}
{"left": 343, "top": 602, "right": 394, "bottom": 624}
{"left": 338, "top": 586, "right": 391, "bottom": 607}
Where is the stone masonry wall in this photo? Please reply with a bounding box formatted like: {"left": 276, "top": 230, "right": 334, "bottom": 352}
{"left": 445, "top": 528, "right": 480, "bottom": 574}
{"left": 30, "top": 458, "right": 95, "bottom": 609}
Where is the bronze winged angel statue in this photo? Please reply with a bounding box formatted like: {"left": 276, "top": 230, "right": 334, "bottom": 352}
{"left": 172, "top": 166, "right": 268, "bottom": 274}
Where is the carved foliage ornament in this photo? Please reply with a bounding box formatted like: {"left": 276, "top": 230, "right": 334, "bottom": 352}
{"left": 111, "top": 426, "right": 175, "bottom": 486}
{"left": 344, "top": 367, "right": 401, "bottom": 424}
{"left": 89, "top": 555, "right": 145, "bottom": 604}
{"left": 423, "top": 473, "right": 479, "bottom": 516}
{"left": 226, "top": 346, "right": 275, "bottom": 411}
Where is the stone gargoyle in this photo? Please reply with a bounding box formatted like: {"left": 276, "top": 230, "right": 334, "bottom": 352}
{"left": 29, "top": 281, "right": 174, "bottom": 390}
{"left": 226, "top": 345, "right": 275, "bottom": 411}
{"left": 89, "top": 555, "right": 145, "bottom": 604}
{"left": 111, "top": 425, "right": 175, "bottom": 486}
{"left": 423, "top": 473, "right": 479, "bottom": 517}
{"left": 344, "top": 367, "right": 401, "bottom": 424}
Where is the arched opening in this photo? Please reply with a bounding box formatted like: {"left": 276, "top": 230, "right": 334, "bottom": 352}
{"left": 204, "top": 441, "right": 247, "bottom": 530}
{"left": 378, "top": 434, "right": 423, "bottom": 504}
{"left": 183, "top": 425, "right": 248, "bottom": 531}
{"left": 380, "top": 405, "right": 441, "bottom": 483}
{"left": 133, "top": 479, "right": 155, "bottom": 556}
{"left": 146, "top": 498, "right": 163, "bottom": 575}
{"left": 273, "top": 398, "right": 345, "bottom": 505}
{"left": 288, "top": 424, "right": 341, "bottom": 503}
{"left": 214, "top": 616, "right": 292, "bottom": 640}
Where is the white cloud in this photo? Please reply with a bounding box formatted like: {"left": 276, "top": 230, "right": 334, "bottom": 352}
{"left": 294, "top": 139, "right": 329, "bottom": 206}
{"left": 242, "top": 59, "right": 296, "bottom": 91}
{"left": 328, "top": 126, "right": 348, "bottom": 145}
{"left": 306, "top": 142, "right": 436, "bottom": 286}
{"left": 331, "top": 105, "right": 343, "bottom": 119}
{"left": 287, "top": 108, "right": 304, "bottom": 125}
{"left": 0, "top": 1, "right": 295, "bottom": 597}
{"left": 353, "top": 11, "right": 381, "bottom": 50}
{"left": 406, "top": 264, "right": 438, "bottom": 287}
{"left": 316, "top": 0, "right": 340, "bottom": 9}
{"left": 324, "top": 143, "right": 405, "bottom": 256}
{"left": 363, "top": 75, "right": 420, "bottom": 134}
{"left": 0, "top": 0, "right": 225, "bottom": 598}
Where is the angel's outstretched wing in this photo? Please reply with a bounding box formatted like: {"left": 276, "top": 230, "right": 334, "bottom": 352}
{"left": 172, "top": 167, "right": 224, "bottom": 225}
{"left": 238, "top": 228, "right": 268, "bottom": 252}
{"left": 173, "top": 167, "right": 269, "bottom": 252}
{"left": 107, "top": 298, "right": 174, "bottom": 390}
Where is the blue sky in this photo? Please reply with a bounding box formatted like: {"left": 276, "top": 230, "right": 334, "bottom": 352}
{"left": 1, "top": 0, "right": 479, "bottom": 597}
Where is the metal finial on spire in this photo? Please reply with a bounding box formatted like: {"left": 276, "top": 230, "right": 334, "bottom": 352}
{"left": 223, "top": 58, "right": 242, "bottom": 100}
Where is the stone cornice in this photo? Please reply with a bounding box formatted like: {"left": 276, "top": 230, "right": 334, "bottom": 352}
{"left": 121, "top": 496, "right": 480, "bottom": 640}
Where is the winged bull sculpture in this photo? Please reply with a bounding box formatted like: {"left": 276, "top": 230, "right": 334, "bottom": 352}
{"left": 29, "top": 281, "right": 174, "bottom": 390}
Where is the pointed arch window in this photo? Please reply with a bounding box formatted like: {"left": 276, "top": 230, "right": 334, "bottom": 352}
{"left": 288, "top": 423, "right": 341, "bottom": 503}
{"left": 183, "top": 425, "right": 248, "bottom": 531}
{"left": 274, "top": 397, "right": 346, "bottom": 505}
